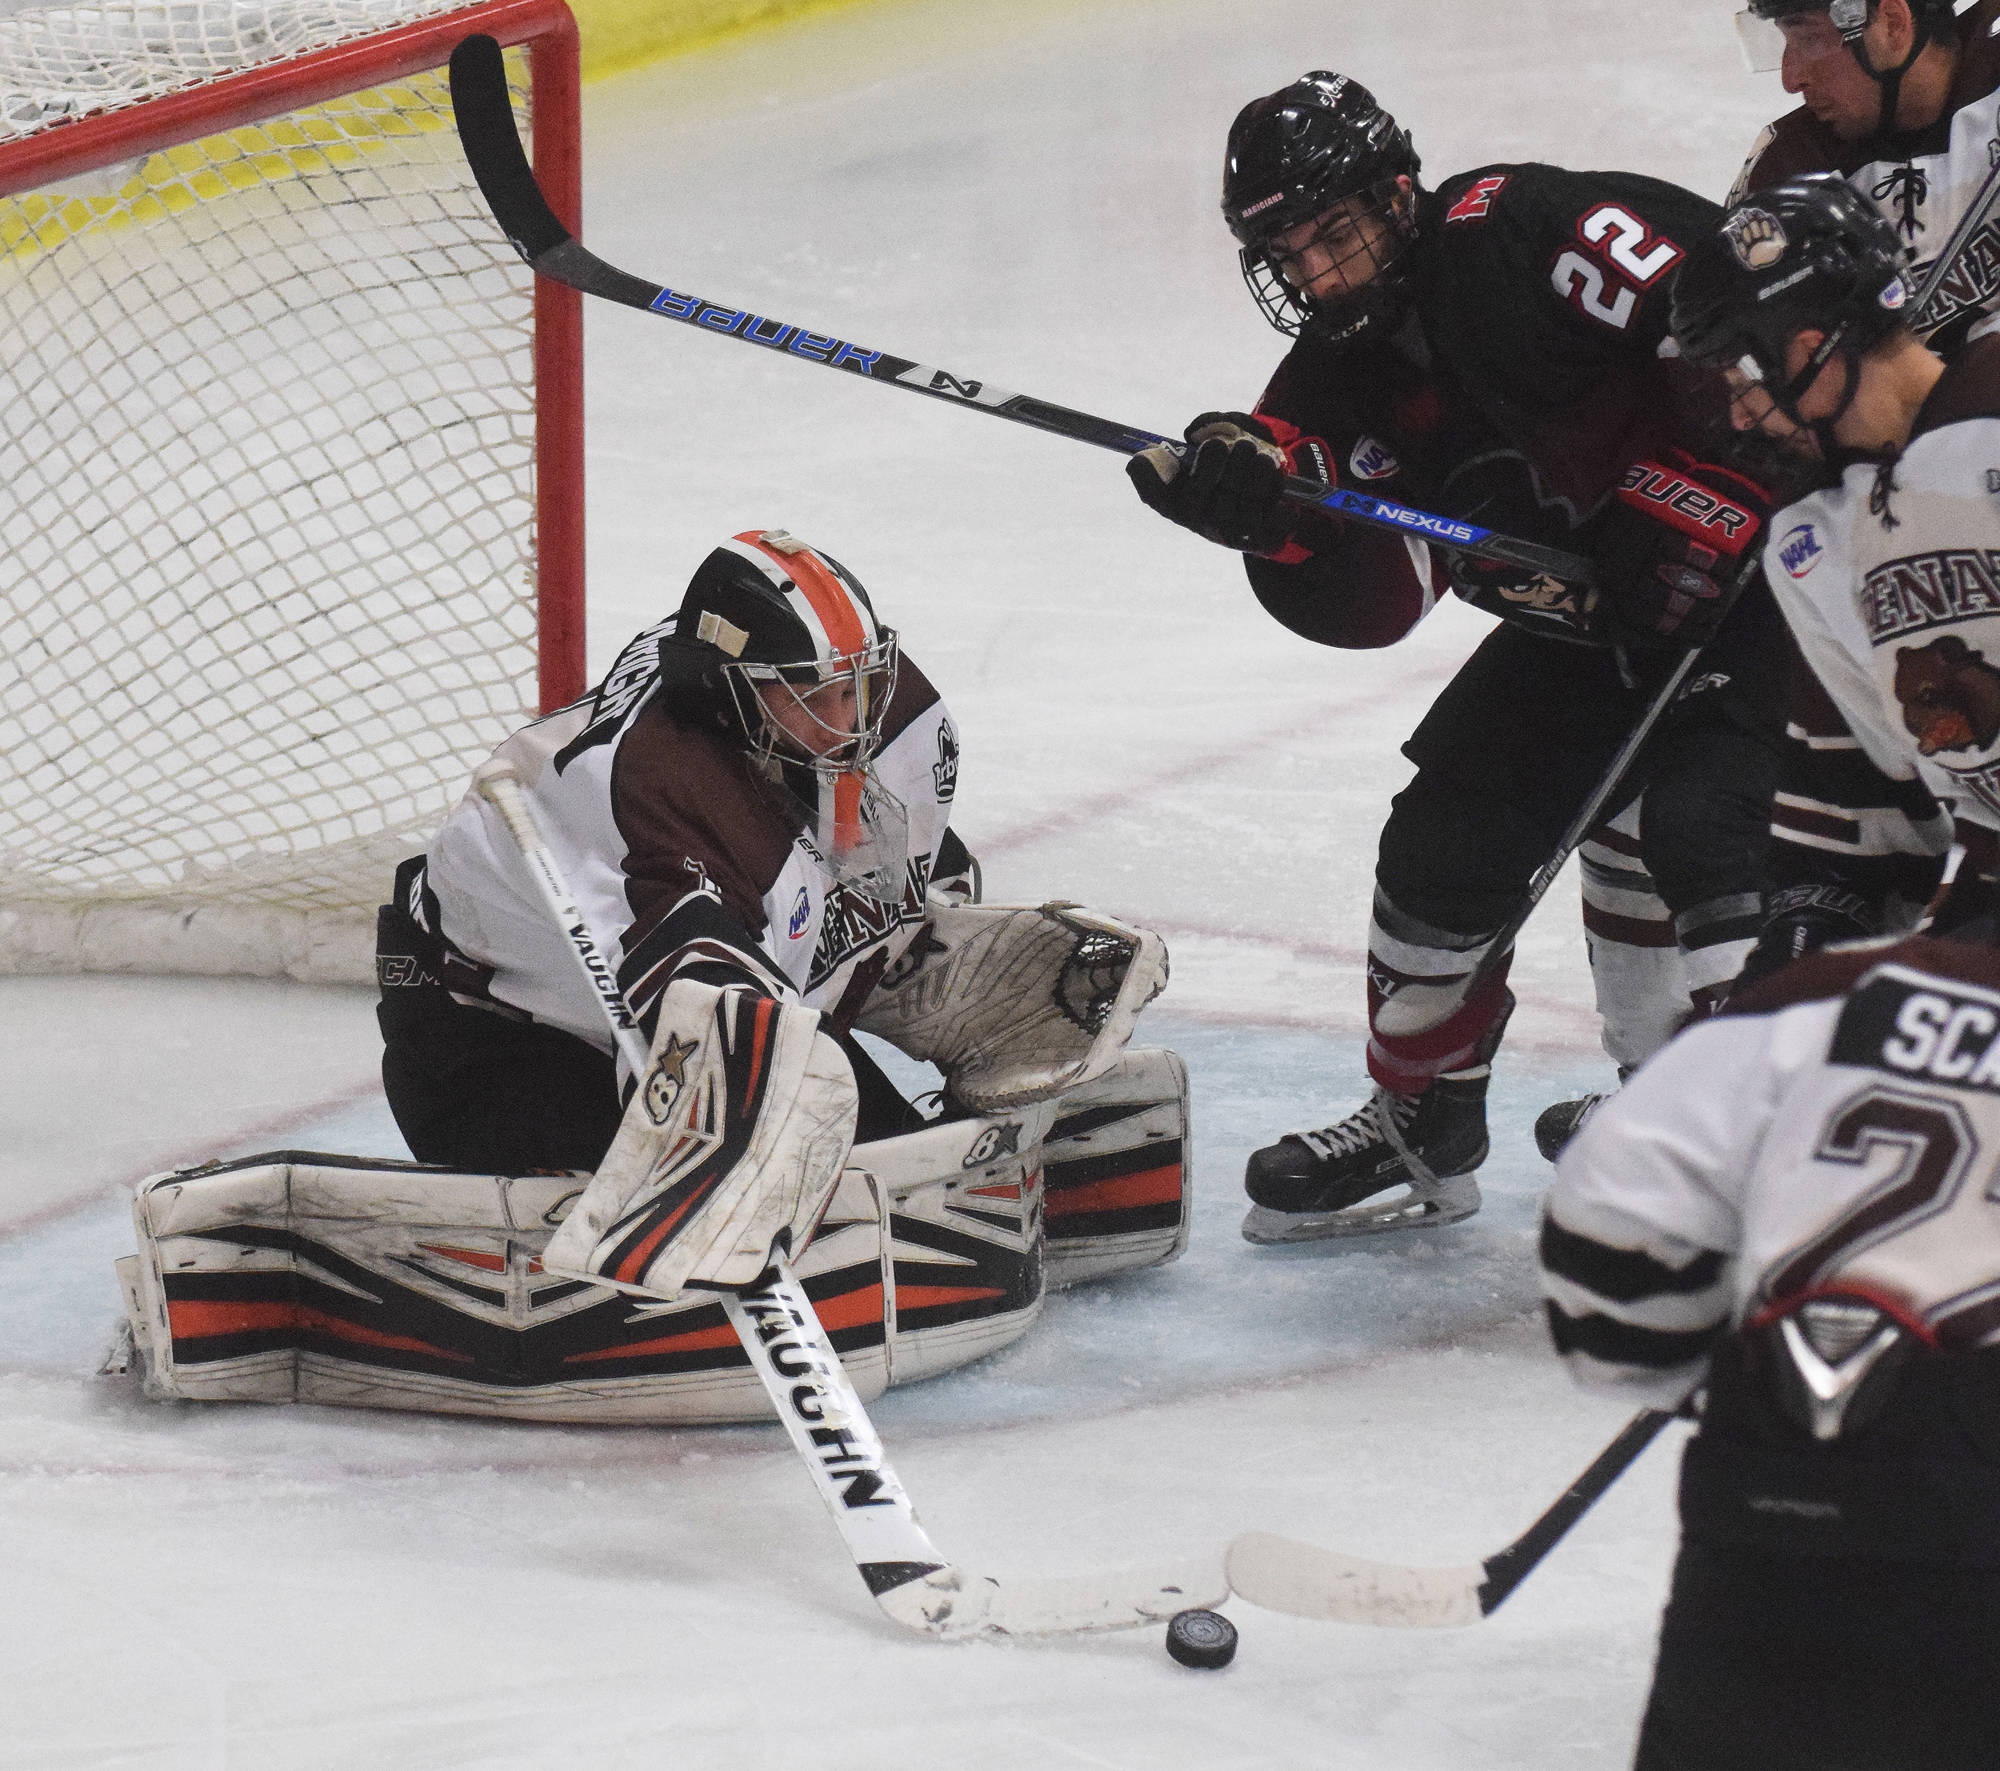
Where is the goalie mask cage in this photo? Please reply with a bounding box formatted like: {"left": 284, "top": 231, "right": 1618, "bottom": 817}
{"left": 0, "top": 0, "right": 582, "bottom": 983}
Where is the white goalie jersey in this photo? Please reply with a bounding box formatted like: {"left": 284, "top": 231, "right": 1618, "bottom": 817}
{"left": 415, "top": 624, "right": 971, "bottom": 1059}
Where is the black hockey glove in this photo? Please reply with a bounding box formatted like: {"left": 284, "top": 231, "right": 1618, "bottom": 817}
{"left": 1589, "top": 452, "right": 1771, "bottom": 652}
{"left": 1127, "top": 411, "right": 1328, "bottom": 558}
{"left": 1730, "top": 884, "right": 1876, "bottom": 998}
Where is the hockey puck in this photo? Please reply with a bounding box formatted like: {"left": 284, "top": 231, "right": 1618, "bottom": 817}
{"left": 1164, "top": 1607, "right": 1237, "bottom": 1669}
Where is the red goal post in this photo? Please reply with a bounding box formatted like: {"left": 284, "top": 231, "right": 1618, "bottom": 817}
{"left": 0, "top": 0, "right": 583, "bottom": 982}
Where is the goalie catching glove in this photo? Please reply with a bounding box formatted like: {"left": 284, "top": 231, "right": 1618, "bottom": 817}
{"left": 541, "top": 980, "right": 857, "bottom": 1299}
{"left": 856, "top": 901, "right": 1168, "bottom": 1109}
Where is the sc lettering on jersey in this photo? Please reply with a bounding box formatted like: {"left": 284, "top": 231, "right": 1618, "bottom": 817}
{"left": 1831, "top": 969, "right": 2000, "bottom": 1091}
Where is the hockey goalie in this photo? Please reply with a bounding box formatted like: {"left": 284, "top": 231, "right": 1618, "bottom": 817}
{"left": 114, "top": 531, "right": 1189, "bottom": 1423}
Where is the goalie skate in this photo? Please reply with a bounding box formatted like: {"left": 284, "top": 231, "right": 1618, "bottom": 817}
{"left": 1241, "top": 1077, "right": 1485, "bottom": 1244}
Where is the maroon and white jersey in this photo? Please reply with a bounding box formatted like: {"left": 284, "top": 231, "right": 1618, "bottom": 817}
{"left": 1733, "top": 0, "right": 2000, "bottom": 343}
{"left": 415, "top": 622, "right": 970, "bottom": 1065}
{"left": 1543, "top": 935, "right": 2000, "bottom": 1406}
{"left": 1761, "top": 335, "right": 2000, "bottom": 845}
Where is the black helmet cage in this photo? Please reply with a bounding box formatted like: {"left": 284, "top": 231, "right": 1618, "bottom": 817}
{"left": 1673, "top": 175, "right": 1911, "bottom": 470}
{"left": 1222, "top": 72, "right": 1421, "bottom": 344}
{"left": 676, "top": 533, "right": 900, "bottom": 778}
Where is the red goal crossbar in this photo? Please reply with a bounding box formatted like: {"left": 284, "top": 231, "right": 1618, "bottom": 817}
{"left": 0, "top": 0, "right": 587, "bottom": 711}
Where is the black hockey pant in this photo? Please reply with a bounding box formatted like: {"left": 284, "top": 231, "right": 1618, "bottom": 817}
{"left": 1635, "top": 1536, "right": 2000, "bottom": 1771}
{"left": 1366, "top": 601, "right": 1785, "bottom": 1092}
{"left": 376, "top": 917, "right": 925, "bottom": 1175}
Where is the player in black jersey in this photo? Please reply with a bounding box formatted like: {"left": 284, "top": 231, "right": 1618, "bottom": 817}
{"left": 1128, "top": 72, "right": 1790, "bottom": 1241}
{"left": 1543, "top": 931, "right": 2000, "bottom": 1770}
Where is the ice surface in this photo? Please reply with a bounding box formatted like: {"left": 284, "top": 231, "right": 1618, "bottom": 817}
{"left": 2, "top": 0, "right": 1781, "bottom": 1763}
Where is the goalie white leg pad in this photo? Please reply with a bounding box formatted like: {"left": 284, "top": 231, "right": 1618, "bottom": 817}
{"left": 120, "top": 1154, "right": 895, "bottom": 1424}
{"left": 859, "top": 1102, "right": 1057, "bottom": 1387}
{"left": 855, "top": 901, "right": 1168, "bottom": 1109}
{"left": 1041, "top": 1047, "right": 1192, "bottom": 1289}
{"left": 542, "top": 980, "right": 858, "bottom": 1298}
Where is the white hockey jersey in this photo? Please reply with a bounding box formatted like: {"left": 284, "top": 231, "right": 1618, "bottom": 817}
{"left": 1761, "top": 334, "right": 2000, "bottom": 843}
{"left": 1543, "top": 934, "right": 2000, "bottom": 1407}
{"left": 415, "top": 622, "right": 969, "bottom": 1062}
{"left": 1734, "top": 0, "right": 2000, "bottom": 339}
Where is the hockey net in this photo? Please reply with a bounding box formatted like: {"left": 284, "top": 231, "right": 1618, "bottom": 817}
{"left": 0, "top": 0, "right": 582, "bottom": 983}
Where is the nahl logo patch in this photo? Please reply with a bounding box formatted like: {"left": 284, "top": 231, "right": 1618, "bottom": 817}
{"left": 1778, "top": 523, "right": 1823, "bottom": 579}
{"left": 1349, "top": 435, "right": 1400, "bottom": 481}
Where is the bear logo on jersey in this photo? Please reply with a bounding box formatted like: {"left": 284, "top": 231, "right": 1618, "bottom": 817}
{"left": 1893, "top": 634, "right": 2000, "bottom": 755}
{"left": 1723, "top": 207, "right": 1787, "bottom": 272}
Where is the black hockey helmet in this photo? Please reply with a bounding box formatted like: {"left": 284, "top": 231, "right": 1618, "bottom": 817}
{"left": 1672, "top": 174, "right": 1910, "bottom": 461}
{"left": 1735, "top": 1, "right": 1965, "bottom": 134}
{"left": 1221, "top": 72, "right": 1421, "bottom": 345}
{"left": 665, "top": 530, "right": 899, "bottom": 775}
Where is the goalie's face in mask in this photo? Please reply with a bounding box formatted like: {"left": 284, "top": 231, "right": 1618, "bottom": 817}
{"left": 752, "top": 673, "right": 863, "bottom": 764}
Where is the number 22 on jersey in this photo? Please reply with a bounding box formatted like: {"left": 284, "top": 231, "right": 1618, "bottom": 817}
{"left": 1550, "top": 203, "right": 1683, "bottom": 332}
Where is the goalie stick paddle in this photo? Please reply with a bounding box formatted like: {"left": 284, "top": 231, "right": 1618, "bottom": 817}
{"left": 472, "top": 762, "right": 1226, "bottom": 1640}
{"left": 1225, "top": 1406, "right": 1674, "bottom": 1627}
{"left": 446, "top": 32, "right": 1595, "bottom": 588}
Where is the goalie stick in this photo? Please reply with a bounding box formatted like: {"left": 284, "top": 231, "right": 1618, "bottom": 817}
{"left": 1226, "top": 1406, "right": 1675, "bottom": 1627}
{"left": 445, "top": 31, "right": 1594, "bottom": 589}
{"left": 472, "top": 761, "right": 1226, "bottom": 1639}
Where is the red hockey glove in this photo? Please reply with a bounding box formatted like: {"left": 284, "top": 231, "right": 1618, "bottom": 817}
{"left": 1127, "top": 411, "right": 1332, "bottom": 560}
{"left": 1589, "top": 452, "right": 1772, "bottom": 650}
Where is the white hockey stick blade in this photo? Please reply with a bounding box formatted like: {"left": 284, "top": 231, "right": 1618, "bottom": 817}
{"left": 874, "top": 1554, "right": 1230, "bottom": 1641}
{"left": 1226, "top": 1532, "right": 1483, "bottom": 1628}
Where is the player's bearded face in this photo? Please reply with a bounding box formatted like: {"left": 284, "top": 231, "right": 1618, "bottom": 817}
{"left": 1269, "top": 191, "right": 1399, "bottom": 302}
{"left": 1769, "top": 10, "right": 1901, "bottom": 139}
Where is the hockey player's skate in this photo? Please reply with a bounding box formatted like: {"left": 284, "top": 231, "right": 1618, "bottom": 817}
{"left": 1242, "top": 1073, "right": 1488, "bottom": 1244}
{"left": 1533, "top": 1092, "right": 1609, "bottom": 1163}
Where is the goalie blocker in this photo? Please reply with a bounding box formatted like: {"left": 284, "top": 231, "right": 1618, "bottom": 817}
{"left": 109, "top": 1047, "right": 1189, "bottom": 1424}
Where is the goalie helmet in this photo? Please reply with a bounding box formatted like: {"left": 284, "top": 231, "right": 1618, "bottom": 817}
{"left": 669, "top": 530, "right": 900, "bottom": 777}
{"left": 1672, "top": 174, "right": 1909, "bottom": 452}
{"left": 1221, "top": 71, "right": 1421, "bottom": 346}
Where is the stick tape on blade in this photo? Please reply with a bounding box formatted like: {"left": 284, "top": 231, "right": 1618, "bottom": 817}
{"left": 1225, "top": 1533, "right": 1483, "bottom": 1628}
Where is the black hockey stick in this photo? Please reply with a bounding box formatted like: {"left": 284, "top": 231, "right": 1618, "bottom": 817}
{"left": 1225, "top": 1405, "right": 1675, "bottom": 1626}
{"left": 446, "top": 32, "right": 1595, "bottom": 587}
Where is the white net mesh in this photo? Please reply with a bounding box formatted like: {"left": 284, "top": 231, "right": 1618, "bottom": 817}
{"left": 0, "top": 1, "right": 548, "bottom": 978}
